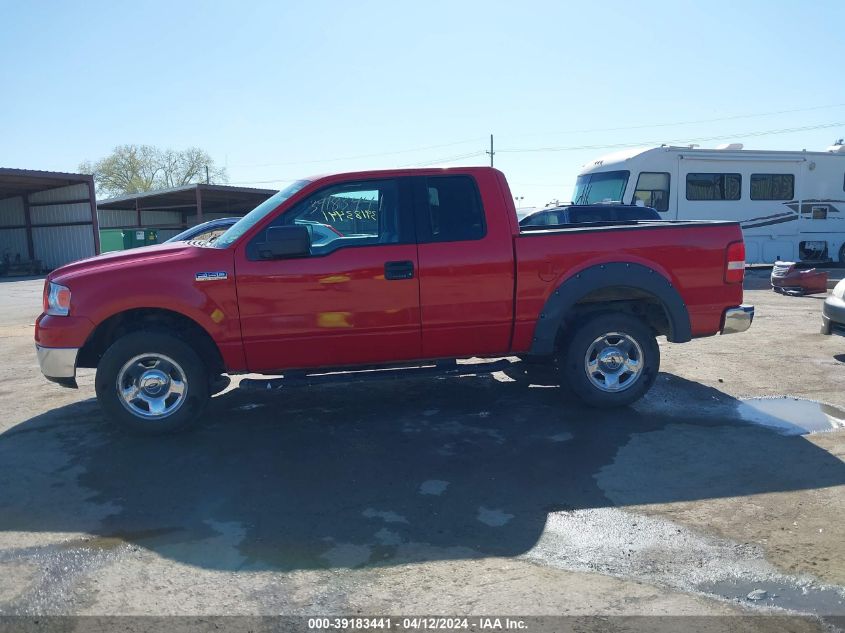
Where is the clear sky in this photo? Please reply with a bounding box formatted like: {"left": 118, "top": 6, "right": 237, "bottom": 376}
{"left": 1, "top": 0, "right": 844, "bottom": 207}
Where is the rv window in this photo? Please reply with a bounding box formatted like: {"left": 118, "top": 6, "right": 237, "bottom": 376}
{"left": 750, "top": 174, "right": 794, "bottom": 200}
{"left": 633, "top": 172, "right": 670, "bottom": 211}
{"left": 686, "top": 173, "right": 741, "bottom": 201}
{"left": 572, "top": 170, "right": 630, "bottom": 205}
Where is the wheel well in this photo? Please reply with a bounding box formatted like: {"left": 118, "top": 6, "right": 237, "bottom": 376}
{"left": 553, "top": 286, "right": 670, "bottom": 353}
{"left": 77, "top": 308, "right": 224, "bottom": 374}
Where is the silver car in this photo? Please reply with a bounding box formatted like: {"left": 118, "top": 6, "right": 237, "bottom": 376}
{"left": 822, "top": 277, "right": 845, "bottom": 337}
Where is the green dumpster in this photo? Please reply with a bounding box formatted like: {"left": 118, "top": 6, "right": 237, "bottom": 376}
{"left": 99, "top": 229, "right": 159, "bottom": 253}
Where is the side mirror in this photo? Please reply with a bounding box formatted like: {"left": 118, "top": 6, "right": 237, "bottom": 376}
{"left": 257, "top": 225, "right": 311, "bottom": 259}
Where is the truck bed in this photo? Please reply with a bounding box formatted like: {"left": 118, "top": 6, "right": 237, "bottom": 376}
{"left": 512, "top": 220, "right": 744, "bottom": 351}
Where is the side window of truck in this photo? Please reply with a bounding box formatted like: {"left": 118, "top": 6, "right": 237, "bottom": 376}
{"left": 633, "top": 172, "right": 670, "bottom": 211}
{"left": 254, "top": 179, "right": 402, "bottom": 256}
{"left": 418, "top": 175, "right": 485, "bottom": 243}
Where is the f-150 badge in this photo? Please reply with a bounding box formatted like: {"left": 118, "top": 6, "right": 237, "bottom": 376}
{"left": 195, "top": 271, "right": 228, "bottom": 281}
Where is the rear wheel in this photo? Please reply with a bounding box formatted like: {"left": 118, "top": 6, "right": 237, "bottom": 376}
{"left": 95, "top": 331, "right": 210, "bottom": 434}
{"left": 559, "top": 312, "right": 659, "bottom": 408}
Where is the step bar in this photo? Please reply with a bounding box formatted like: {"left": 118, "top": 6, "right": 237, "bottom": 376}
{"left": 238, "top": 359, "right": 518, "bottom": 392}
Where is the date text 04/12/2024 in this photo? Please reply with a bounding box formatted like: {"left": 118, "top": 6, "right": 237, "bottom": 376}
{"left": 307, "top": 618, "right": 528, "bottom": 630}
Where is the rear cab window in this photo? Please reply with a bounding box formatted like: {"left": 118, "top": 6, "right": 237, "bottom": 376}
{"left": 415, "top": 175, "right": 485, "bottom": 243}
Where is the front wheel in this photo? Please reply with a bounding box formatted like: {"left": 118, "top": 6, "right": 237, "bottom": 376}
{"left": 559, "top": 313, "right": 659, "bottom": 408}
{"left": 95, "top": 331, "right": 210, "bottom": 434}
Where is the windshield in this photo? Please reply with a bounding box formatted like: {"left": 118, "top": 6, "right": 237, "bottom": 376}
{"left": 213, "top": 180, "right": 311, "bottom": 248}
{"left": 571, "top": 170, "right": 630, "bottom": 205}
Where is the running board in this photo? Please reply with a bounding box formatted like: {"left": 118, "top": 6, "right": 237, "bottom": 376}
{"left": 238, "top": 359, "right": 516, "bottom": 392}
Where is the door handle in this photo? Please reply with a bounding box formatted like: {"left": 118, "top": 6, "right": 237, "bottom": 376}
{"left": 384, "top": 260, "right": 415, "bottom": 280}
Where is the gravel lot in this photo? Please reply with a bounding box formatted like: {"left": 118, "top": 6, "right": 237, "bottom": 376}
{"left": 0, "top": 275, "right": 843, "bottom": 631}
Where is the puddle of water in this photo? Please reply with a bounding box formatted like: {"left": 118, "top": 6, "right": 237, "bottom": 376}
{"left": 701, "top": 578, "right": 845, "bottom": 615}
{"left": 736, "top": 397, "right": 845, "bottom": 436}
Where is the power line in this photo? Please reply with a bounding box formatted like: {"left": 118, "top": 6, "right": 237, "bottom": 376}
{"left": 401, "top": 151, "right": 486, "bottom": 167}
{"left": 227, "top": 102, "right": 845, "bottom": 172}
{"left": 497, "top": 121, "right": 845, "bottom": 153}
{"left": 226, "top": 106, "right": 845, "bottom": 184}
{"left": 227, "top": 151, "right": 488, "bottom": 183}
{"left": 506, "top": 102, "right": 845, "bottom": 139}
{"left": 232, "top": 136, "right": 487, "bottom": 169}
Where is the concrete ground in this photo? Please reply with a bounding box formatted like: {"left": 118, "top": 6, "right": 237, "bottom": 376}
{"left": 0, "top": 276, "right": 843, "bottom": 630}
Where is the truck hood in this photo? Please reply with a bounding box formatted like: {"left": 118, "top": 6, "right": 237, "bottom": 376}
{"left": 49, "top": 243, "right": 208, "bottom": 283}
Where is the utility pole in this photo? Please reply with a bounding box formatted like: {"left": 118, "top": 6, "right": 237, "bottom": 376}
{"left": 486, "top": 134, "right": 495, "bottom": 167}
{"left": 205, "top": 165, "right": 210, "bottom": 184}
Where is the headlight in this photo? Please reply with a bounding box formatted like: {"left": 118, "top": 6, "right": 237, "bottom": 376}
{"left": 44, "top": 282, "right": 71, "bottom": 316}
{"left": 834, "top": 278, "right": 845, "bottom": 300}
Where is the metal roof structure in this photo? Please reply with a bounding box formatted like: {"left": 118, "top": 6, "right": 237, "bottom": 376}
{"left": 0, "top": 168, "right": 96, "bottom": 199}
{"left": 97, "top": 183, "right": 277, "bottom": 222}
{"left": 0, "top": 168, "right": 99, "bottom": 269}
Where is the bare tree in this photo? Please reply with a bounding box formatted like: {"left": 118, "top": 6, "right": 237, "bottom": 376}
{"left": 80, "top": 145, "right": 228, "bottom": 198}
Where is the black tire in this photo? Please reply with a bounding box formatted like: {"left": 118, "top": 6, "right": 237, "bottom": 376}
{"left": 559, "top": 312, "right": 659, "bottom": 408}
{"left": 95, "top": 331, "right": 210, "bottom": 434}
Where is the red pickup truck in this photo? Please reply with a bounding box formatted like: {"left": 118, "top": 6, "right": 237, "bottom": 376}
{"left": 35, "top": 167, "right": 753, "bottom": 433}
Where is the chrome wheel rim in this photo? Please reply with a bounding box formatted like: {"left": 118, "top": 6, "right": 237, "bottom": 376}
{"left": 116, "top": 353, "right": 188, "bottom": 419}
{"left": 584, "top": 331, "right": 644, "bottom": 393}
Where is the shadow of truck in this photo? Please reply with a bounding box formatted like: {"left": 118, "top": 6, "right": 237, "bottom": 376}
{"left": 0, "top": 371, "right": 843, "bottom": 572}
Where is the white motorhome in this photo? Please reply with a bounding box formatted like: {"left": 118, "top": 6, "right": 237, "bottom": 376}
{"left": 573, "top": 141, "right": 845, "bottom": 264}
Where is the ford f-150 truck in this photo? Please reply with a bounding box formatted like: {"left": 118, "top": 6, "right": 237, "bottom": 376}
{"left": 35, "top": 167, "right": 754, "bottom": 434}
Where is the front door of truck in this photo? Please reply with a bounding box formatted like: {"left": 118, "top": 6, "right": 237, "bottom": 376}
{"left": 235, "top": 178, "right": 421, "bottom": 372}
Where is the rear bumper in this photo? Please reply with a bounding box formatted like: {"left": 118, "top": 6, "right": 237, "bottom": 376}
{"left": 36, "top": 345, "right": 79, "bottom": 388}
{"left": 721, "top": 304, "right": 754, "bottom": 335}
{"left": 821, "top": 295, "right": 845, "bottom": 336}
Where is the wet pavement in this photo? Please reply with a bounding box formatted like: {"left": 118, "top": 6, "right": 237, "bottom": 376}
{"left": 736, "top": 397, "right": 845, "bottom": 435}
{"left": 1, "top": 366, "right": 845, "bottom": 621}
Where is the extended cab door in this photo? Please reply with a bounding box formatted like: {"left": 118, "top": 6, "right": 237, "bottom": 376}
{"left": 235, "top": 177, "right": 421, "bottom": 372}
{"left": 412, "top": 172, "right": 515, "bottom": 358}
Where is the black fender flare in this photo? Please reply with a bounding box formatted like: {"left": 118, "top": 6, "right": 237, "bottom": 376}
{"left": 528, "top": 262, "right": 692, "bottom": 355}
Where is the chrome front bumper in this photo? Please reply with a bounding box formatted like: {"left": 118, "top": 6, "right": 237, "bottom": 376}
{"left": 36, "top": 345, "right": 79, "bottom": 388}
{"left": 721, "top": 304, "right": 754, "bottom": 335}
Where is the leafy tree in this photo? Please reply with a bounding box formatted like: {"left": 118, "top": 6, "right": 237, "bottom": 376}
{"left": 79, "top": 145, "right": 228, "bottom": 198}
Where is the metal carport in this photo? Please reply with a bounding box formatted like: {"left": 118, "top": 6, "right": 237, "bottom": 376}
{"left": 96, "top": 184, "right": 276, "bottom": 241}
{"left": 0, "top": 168, "right": 99, "bottom": 272}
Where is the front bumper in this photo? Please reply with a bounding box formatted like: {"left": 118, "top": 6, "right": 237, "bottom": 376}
{"left": 36, "top": 345, "right": 79, "bottom": 388}
{"left": 821, "top": 294, "right": 845, "bottom": 336}
{"left": 721, "top": 304, "right": 754, "bottom": 335}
